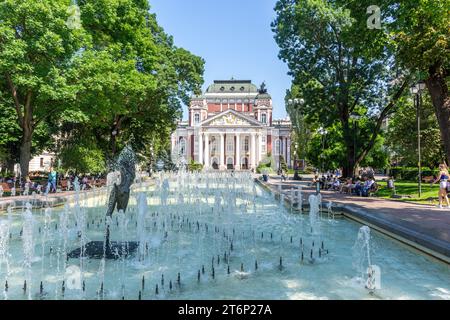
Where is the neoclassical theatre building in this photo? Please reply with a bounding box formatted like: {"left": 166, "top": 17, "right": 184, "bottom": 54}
{"left": 171, "top": 80, "right": 292, "bottom": 170}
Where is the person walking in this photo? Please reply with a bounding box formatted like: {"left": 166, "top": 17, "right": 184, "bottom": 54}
{"left": 431, "top": 163, "right": 450, "bottom": 209}
{"left": 48, "top": 167, "right": 57, "bottom": 193}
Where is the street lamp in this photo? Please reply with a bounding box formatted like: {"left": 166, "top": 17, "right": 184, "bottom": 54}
{"left": 350, "top": 113, "right": 362, "bottom": 176}
{"left": 410, "top": 80, "right": 426, "bottom": 198}
{"left": 317, "top": 127, "right": 328, "bottom": 174}
{"left": 287, "top": 98, "right": 305, "bottom": 179}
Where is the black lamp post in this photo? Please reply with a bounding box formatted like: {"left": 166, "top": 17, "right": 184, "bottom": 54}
{"left": 287, "top": 98, "right": 305, "bottom": 180}
{"left": 318, "top": 127, "right": 328, "bottom": 174}
{"left": 410, "top": 80, "right": 426, "bottom": 198}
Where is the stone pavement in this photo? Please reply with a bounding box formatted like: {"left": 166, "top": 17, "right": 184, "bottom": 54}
{"left": 260, "top": 175, "right": 450, "bottom": 263}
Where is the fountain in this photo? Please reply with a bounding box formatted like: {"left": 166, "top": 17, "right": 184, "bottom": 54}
{"left": 353, "top": 226, "right": 380, "bottom": 293}
{"left": 0, "top": 168, "right": 449, "bottom": 299}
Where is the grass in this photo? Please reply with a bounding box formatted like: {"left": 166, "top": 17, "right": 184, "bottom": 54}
{"left": 376, "top": 181, "right": 442, "bottom": 204}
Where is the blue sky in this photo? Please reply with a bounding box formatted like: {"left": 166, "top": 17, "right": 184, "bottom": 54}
{"left": 149, "top": 0, "right": 292, "bottom": 120}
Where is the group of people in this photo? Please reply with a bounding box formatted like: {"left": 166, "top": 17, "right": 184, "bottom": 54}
{"left": 340, "top": 175, "right": 377, "bottom": 197}
{"left": 312, "top": 171, "right": 377, "bottom": 197}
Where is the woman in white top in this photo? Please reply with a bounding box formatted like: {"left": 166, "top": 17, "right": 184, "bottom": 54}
{"left": 431, "top": 163, "right": 450, "bottom": 209}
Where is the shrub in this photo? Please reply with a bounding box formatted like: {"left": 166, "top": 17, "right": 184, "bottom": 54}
{"left": 389, "top": 167, "right": 439, "bottom": 181}
{"left": 188, "top": 159, "right": 203, "bottom": 172}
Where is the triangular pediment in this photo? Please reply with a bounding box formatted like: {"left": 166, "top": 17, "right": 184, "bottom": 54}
{"left": 201, "top": 109, "right": 262, "bottom": 127}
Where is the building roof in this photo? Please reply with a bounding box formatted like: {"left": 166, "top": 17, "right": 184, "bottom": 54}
{"left": 205, "top": 80, "right": 259, "bottom": 94}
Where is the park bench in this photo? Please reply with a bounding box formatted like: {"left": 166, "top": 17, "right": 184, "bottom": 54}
{"left": 0, "top": 182, "right": 22, "bottom": 196}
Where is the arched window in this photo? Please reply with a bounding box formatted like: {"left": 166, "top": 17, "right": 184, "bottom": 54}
{"left": 194, "top": 113, "right": 200, "bottom": 124}
{"left": 179, "top": 138, "right": 186, "bottom": 155}
{"left": 261, "top": 113, "right": 267, "bottom": 124}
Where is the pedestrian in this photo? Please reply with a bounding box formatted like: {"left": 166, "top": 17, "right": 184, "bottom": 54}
{"left": 431, "top": 163, "right": 450, "bottom": 209}
{"left": 48, "top": 167, "right": 57, "bottom": 193}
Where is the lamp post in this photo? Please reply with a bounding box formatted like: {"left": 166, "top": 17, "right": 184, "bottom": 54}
{"left": 288, "top": 98, "right": 305, "bottom": 179}
{"left": 410, "top": 80, "right": 426, "bottom": 198}
{"left": 350, "top": 113, "right": 362, "bottom": 176}
{"left": 317, "top": 127, "right": 328, "bottom": 174}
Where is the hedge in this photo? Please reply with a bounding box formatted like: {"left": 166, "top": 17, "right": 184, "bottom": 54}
{"left": 389, "top": 167, "right": 439, "bottom": 181}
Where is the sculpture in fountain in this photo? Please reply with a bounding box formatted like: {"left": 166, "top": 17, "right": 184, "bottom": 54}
{"left": 69, "top": 145, "right": 138, "bottom": 259}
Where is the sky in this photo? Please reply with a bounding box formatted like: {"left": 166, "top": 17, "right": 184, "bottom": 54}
{"left": 149, "top": 0, "right": 292, "bottom": 120}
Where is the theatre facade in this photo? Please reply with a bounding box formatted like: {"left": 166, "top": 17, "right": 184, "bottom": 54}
{"left": 171, "top": 80, "right": 292, "bottom": 170}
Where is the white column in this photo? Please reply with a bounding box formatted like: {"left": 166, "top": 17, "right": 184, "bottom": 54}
{"left": 198, "top": 132, "right": 203, "bottom": 165}
{"left": 204, "top": 133, "right": 209, "bottom": 168}
{"left": 220, "top": 133, "right": 225, "bottom": 169}
{"left": 251, "top": 133, "right": 256, "bottom": 169}
{"left": 235, "top": 133, "right": 240, "bottom": 170}
{"left": 258, "top": 133, "right": 263, "bottom": 163}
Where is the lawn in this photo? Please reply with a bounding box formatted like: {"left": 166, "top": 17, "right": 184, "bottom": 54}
{"left": 376, "top": 180, "right": 442, "bottom": 204}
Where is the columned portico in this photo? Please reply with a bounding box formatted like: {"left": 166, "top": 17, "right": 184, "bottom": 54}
{"left": 171, "top": 79, "right": 292, "bottom": 171}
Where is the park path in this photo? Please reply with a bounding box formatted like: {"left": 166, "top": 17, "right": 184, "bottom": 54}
{"left": 260, "top": 175, "right": 450, "bottom": 262}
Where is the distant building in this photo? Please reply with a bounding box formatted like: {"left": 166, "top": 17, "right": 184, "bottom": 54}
{"left": 171, "top": 79, "right": 292, "bottom": 170}
{"left": 29, "top": 151, "right": 54, "bottom": 172}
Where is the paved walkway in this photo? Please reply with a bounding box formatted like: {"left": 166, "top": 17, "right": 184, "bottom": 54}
{"left": 261, "top": 175, "right": 450, "bottom": 263}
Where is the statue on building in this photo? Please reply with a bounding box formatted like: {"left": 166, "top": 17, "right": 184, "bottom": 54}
{"left": 259, "top": 81, "right": 267, "bottom": 94}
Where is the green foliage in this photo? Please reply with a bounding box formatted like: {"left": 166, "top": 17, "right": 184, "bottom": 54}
{"left": 187, "top": 159, "right": 203, "bottom": 172}
{"left": 59, "top": 142, "right": 106, "bottom": 174}
{"left": 389, "top": 167, "right": 439, "bottom": 181}
{"left": 279, "top": 155, "right": 288, "bottom": 172}
{"left": 391, "top": 0, "right": 449, "bottom": 74}
{"left": 0, "top": 0, "right": 205, "bottom": 175}
{"left": 256, "top": 155, "right": 275, "bottom": 174}
{"left": 305, "top": 122, "right": 388, "bottom": 173}
{"left": 273, "top": 0, "right": 409, "bottom": 176}
{"left": 385, "top": 93, "right": 445, "bottom": 168}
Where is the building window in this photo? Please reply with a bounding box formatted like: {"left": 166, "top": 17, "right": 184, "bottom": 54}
{"left": 194, "top": 137, "right": 198, "bottom": 153}
{"left": 229, "top": 99, "right": 235, "bottom": 104}
{"left": 261, "top": 113, "right": 267, "bottom": 124}
{"left": 226, "top": 138, "right": 234, "bottom": 153}
{"left": 211, "top": 137, "right": 218, "bottom": 156}
{"left": 244, "top": 137, "right": 249, "bottom": 152}
{"left": 275, "top": 139, "right": 280, "bottom": 156}
{"left": 40, "top": 158, "right": 44, "bottom": 167}
{"left": 222, "top": 99, "right": 228, "bottom": 103}
{"left": 262, "top": 136, "right": 266, "bottom": 153}
{"left": 194, "top": 113, "right": 200, "bottom": 124}
{"left": 179, "top": 139, "right": 186, "bottom": 155}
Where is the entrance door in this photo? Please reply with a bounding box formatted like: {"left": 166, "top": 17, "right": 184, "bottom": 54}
{"left": 241, "top": 157, "right": 249, "bottom": 170}
{"left": 212, "top": 157, "right": 219, "bottom": 170}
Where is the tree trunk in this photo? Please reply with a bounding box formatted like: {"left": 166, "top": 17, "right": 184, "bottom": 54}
{"left": 343, "top": 144, "right": 356, "bottom": 178}
{"left": 20, "top": 131, "right": 32, "bottom": 180}
{"left": 426, "top": 65, "right": 450, "bottom": 165}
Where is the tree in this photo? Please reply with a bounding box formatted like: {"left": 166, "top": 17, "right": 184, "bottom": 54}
{"left": 73, "top": 0, "right": 204, "bottom": 160}
{"left": 391, "top": 0, "right": 450, "bottom": 164}
{"left": 0, "top": 0, "right": 87, "bottom": 179}
{"left": 306, "top": 122, "right": 388, "bottom": 172}
{"left": 273, "top": 0, "right": 409, "bottom": 177}
{"left": 385, "top": 94, "right": 445, "bottom": 168}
